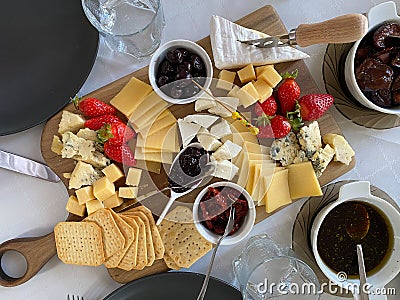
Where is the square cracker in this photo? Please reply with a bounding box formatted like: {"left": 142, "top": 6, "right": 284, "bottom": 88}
{"left": 122, "top": 210, "right": 155, "bottom": 266}
{"left": 84, "top": 208, "right": 125, "bottom": 259}
{"left": 133, "top": 205, "right": 164, "bottom": 259}
{"left": 104, "top": 210, "right": 135, "bottom": 268}
{"left": 118, "top": 215, "right": 139, "bottom": 271}
{"left": 54, "top": 221, "right": 104, "bottom": 266}
{"left": 121, "top": 215, "right": 147, "bottom": 270}
{"left": 157, "top": 206, "right": 212, "bottom": 268}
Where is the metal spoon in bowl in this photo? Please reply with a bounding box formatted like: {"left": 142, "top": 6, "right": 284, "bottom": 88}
{"left": 196, "top": 206, "right": 236, "bottom": 300}
{"left": 357, "top": 244, "right": 370, "bottom": 300}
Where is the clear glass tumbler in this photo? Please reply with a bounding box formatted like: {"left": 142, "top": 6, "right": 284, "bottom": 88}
{"left": 82, "top": 0, "right": 165, "bottom": 58}
{"left": 233, "top": 234, "right": 321, "bottom": 299}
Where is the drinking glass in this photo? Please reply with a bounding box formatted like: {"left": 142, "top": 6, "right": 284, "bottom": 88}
{"left": 233, "top": 234, "right": 321, "bottom": 299}
{"left": 82, "top": 0, "right": 165, "bottom": 58}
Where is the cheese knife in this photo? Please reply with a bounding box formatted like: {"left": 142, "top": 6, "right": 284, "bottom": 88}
{"left": 238, "top": 14, "right": 368, "bottom": 48}
{"left": 0, "top": 149, "right": 60, "bottom": 182}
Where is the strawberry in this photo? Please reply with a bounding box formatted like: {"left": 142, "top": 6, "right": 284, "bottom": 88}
{"left": 104, "top": 142, "right": 136, "bottom": 166}
{"left": 72, "top": 96, "right": 116, "bottom": 117}
{"left": 256, "top": 114, "right": 291, "bottom": 139}
{"left": 84, "top": 114, "right": 122, "bottom": 130}
{"left": 254, "top": 95, "right": 278, "bottom": 116}
{"left": 98, "top": 123, "right": 136, "bottom": 145}
{"left": 277, "top": 69, "right": 301, "bottom": 114}
{"left": 297, "top": 94, "right": 334, "bottom": 121}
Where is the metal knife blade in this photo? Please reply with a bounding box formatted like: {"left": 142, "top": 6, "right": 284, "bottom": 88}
{"left": 0, "top": 149, "right": 60, "bottom": 182}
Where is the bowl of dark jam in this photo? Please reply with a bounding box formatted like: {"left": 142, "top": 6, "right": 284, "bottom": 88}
{"left": 193, "top": 182, "right": 255, "bottom": 245}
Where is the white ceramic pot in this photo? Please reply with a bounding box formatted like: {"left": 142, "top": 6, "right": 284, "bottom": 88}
{"left": 311, "top": 181, "right": 400, "bottom": 299}
{"left": 148, "top": 39, "right": 213, "bottom": 104}
{"left": 344, "top": 1, "right": 400, "bottom": 115}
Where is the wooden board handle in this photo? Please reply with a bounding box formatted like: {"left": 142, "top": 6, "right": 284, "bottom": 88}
{"left": 295, "top": 14, "right": 368, "bottom": 47}
{"left": 0, "top": 232, "right": 56, "bottom": 287}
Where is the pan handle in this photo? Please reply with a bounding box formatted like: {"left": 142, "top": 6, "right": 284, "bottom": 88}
{"left": 0, "top": 232, "right": 56, "bottom": 287}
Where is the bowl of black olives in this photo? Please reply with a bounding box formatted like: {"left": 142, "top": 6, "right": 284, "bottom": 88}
{"left": 149, "top": 39, "right": 213, "bottom": 104}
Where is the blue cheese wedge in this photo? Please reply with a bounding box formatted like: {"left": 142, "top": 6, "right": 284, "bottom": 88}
{"left": 210, "top": 15, "right": 309, "bottom": 69}
{"left": 69, "top": 161, "right": 103, "bottom": 189}
{"left": 322, "top": 133, "right": 355, "bottom": 165}
{"left": 76, "top": 151, "right": 110, "bottom": 169}
{"left": 58, "top": 111, "right": 85, "bottom": 134}
{"left": 212, "top": 140, "right": 242, "bottom": 160}
{"left": 311, "top": 144, "right": 335, "bottom": 177}
{"left": 297, "top": 121, "right": 322, "bottom": 158}
{"left": 61, "top": 132, "right": 95, "bottom": 160}
{"left": 208, "top": 159, "right": 239, "bottom": 180}
{"left": 197, "top": 133, "right": 222, "bottom": 151}
{"left": 208, "top": 97, "right": 239, "bottom": 117}
{"left": 183, "top": 114, "right": 219, "bottom": 128}
{"left": 177, "top": 119, "right": 201, "bottom": 147}
{"left": 209, "top": 119, "right": 232, "bottom": 139}
{"left": 270, "top": 132, "right": 300, "bottom": 166}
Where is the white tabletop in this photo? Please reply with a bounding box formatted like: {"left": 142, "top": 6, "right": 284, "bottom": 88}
{"left": 1, "top": 0, "right": 400, "bottom": 299}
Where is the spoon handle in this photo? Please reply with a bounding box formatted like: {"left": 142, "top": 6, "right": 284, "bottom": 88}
{"left": 357, "top": 244, "right": 369, "bottom": 300}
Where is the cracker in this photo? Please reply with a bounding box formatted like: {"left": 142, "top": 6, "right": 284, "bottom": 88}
{"left": 134, "top": 205, "right": 165, "bottom": 259}
{"left": 54, "top": 221, "right": 104, "bottom": 266}
{"left": 157, "top": 206, "right": 212, "bottom": 268}
{"left": 118, "top": 215, "right": 139, "bottom": 271}
{"left": 163, "top": 253, "right": 180, "bottom": 270}
{"left": 104, "top": 210, "right": 135, "bottom": 268}
{"left": 122, "top": 210, "right": 155, "bottom": 266}
{"left": 131, "top": 215, "right": 147, "bottom": 270}
{"left": 84, "top": 208, "right": 125, "bottom": 259}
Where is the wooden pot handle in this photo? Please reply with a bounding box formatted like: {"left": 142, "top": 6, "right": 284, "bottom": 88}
{"left": 0, "top": 232, "right": 56, "bottom": 287}
{"left": 295, "top": 14, "right": 368, "bottom": 47}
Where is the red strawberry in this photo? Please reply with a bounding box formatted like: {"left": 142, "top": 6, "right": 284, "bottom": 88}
{"left": 98, "top": 123, "right": 135, "bottom": 145}
{"left": 72, "top": 96, "right": 116, "bottom": 117}
{"left": 298, "top": 94, "right": 334, "bottom": 121}
{"left": 254, "top": 95, "right": 278, "bottom": 116}
{"left": 84, "top": 114, "right": 122, "bottom": 130}
{"left": 256, "top": 114, "right": 291, "bottom": 139}
{"left": 104, "top": 142, "right": 136, "bottom": 166}
{"left": 277, "top": 70, "right": 301, "bottom": 114}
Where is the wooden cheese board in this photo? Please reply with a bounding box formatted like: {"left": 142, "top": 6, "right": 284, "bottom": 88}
{"left": 0, "top": 5, "right": 355, "bottom": 287}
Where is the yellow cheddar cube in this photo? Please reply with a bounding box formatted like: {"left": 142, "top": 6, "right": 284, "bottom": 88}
{"left": 119, "top": 186, "right": 139, "bottom": 199}
{"left": 93, "top": 177, "right": 115, "bottom": 201}
{"left": 253, "top": 79, "right": 273, "bottom": 102}
{"left": 75, "top": 186, "right": 95, "bottom": 205}
{"left": 103, "top": 193, "right": 123, "bottom": 209}
{"left": 255, "top": 65, "right": 273, "bottom": 77}
{"left": 86, "top": 199, "right": 104, "bottom": 215}
{"left": 126, "top": 167, "right": 142, "bottom": 186}
{"left": 287, "top": 162, "right": 322, "bottom": 199}
{"left": 237, "top": 82, "right": 260, "bottom": 108}
{"left": 216, "top": 70, "right": 236, "bottom": 90}
{"left": 102, "top": 164, "right": 124, "bottom": 183}
{"left": 264, "top": 170, "right": 292, "bottom": 213}
{"left": 227, "top": 85, "right": 240, "bottom": 98}
{"left": 66, "top": 195, "right": 86, "bottom": 217}
{"left": 110, "top": 77, "right": 153, "bottom": 117}
{"left": 258, "top": 67, "right": 282, "bottom": 88}
{"left": 237, "top": 64, "right": 256, "bottom": 84}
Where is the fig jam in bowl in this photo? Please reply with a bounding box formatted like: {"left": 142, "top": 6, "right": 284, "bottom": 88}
{"left": 193, "top": 182, "right": 255, "bottom": 246}
{"left": 148, "top": 39, "right": 213, "bottom": 104}
{"left": 345, "top": 1, "right": 400, "bottom": 115}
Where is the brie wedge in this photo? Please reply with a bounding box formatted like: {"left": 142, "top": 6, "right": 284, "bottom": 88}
{"left": 212, "top": 140, "right": 242, "bottom": 160}
{"left": 210, "top": 119, "right": 232, "bottom": 139}
{"left": 197, "top": 133, "right": 223, "bottom": 152}
{"left": 183, "top": 114, "right": 219, "bottom": 128}
{"left": 208, "top": 97, "right": 239, "bottom": 117}
{"left": 208, "top": 159, "right": 239, "bottom": 181}
{"left": 210, "top": 15, "right": 309, "bottom": 69}
{"left": 177, "top": 119, "right": 202, "bottom": 147}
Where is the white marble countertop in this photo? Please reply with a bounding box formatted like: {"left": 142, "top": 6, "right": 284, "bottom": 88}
{"left": 1, "top": 0, "right": 400, "bottom": 299}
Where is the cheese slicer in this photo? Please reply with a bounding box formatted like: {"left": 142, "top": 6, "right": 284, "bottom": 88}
{"left": 238, "top": 14, "right": 368, "bottom": 48}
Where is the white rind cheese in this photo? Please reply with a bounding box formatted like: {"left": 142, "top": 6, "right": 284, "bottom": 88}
{"left": 177, "top": 119, "right": 201, "bottom": 147}
{"left": 208, "top": 159, "right": 239, "bottom": 180}
{"left": 210, "top": 119, "right": 232, "bottom": 139}
{"left": 183, "top": 114, "right": 219, "bottom": 128}
{"left": 212, "top": 140, "right": 242, "bottom": 161}
{"left": 210, "top": 15, "right": 309, "bottom": 70}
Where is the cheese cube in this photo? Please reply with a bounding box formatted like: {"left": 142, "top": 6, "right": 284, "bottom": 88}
{"left": 103, "top": 193, "right": 123, "bottom": 209}
{"left": 93, "top": 177, "right": 115, "bottom": 201}
{"left": 102, "top": 164, "right": 124, "bottom": 183}
{"left": 197, "top": 133, "right": 223, "bottom": 151}
{"left": 227, "top": 85, "right": 240, "bottom": 98}
{"left": 264, "top": 170, "right": 292, "bottom": 213}
{"left": 258, "top": 67, "right": 282, "bottom": 88}
{"left": 110, "top": 77, "right": 153, "bottom": 117}
{"left": 75, "top": 186, "right": 95, "bottom": 205}
{"left": 237, "top": 82, "right": 260, "bottom": 108}
{"left": 287, "top": 162, "right": 322, "bottom": 199}
{"left": 119, "top": 186, "right": 139, "bottom": 199}
{"left": 126, "top": 167, "right": 142, "bottom": 186}
{"left": 253, "top": 79, "right": 273, "bottom": 102}
{"left": 208, "top": 159, "right": 239, "bottom": 180}
{"left": 66, "top": 195, "right": 86, "bottom": 217}
{"left": 237, "top": 64, "right": 256, "bottom": 84}
{"left": 210, "top": 119, "right": 232, "bottom": 139}
{"left": 216, "top": 69, "right": 236, "bottom": 90}
{"left": 255, "top": 65, "right": 273, "bottom": 77}
{"left": 322, "top": 134, "right": 355, "bottom": 165}
{"left": 86, "top": 199, "right": 104, "bottom": 215}
{"left": 58, "top": 111, "right": 85, "bottom": 134}
{"left": 212, "top": 140, "right": 242, "bottom": 160}
{"left": 51, "top": 135, "right": 63, "bottom": 155}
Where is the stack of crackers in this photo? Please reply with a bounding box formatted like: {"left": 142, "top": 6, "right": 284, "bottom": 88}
{"left": 54, "top": 206, "right": 164, "bottom": 270}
